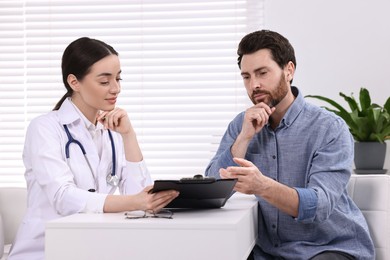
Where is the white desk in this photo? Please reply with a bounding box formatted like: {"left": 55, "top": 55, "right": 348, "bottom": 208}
{"left": 45, "top": 194, "right": 258, "bottom": 260}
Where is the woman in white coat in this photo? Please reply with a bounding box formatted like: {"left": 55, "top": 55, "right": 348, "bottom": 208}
{"left": 8, "top": 37, "right": 179, "bottom": 260}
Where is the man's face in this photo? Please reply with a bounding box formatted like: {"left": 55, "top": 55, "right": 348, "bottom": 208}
{"left": 240, "top": 49, "right": 290, "bottom": 107}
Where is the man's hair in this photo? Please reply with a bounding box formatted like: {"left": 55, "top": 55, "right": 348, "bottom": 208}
{"left": 237, "top": 30, "right": 297, "bottom": 70}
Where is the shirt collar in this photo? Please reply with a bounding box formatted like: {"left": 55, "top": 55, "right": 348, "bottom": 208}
{"left": 280, "top": 86, "right": 305, "bottom": 128}
{"left": 267, "top": 86, "right": 305, "bottom": 130}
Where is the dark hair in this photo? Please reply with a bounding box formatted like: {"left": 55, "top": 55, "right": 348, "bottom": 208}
{"left": 237, "top": 30, "right": 297, "bottom": 73}
{"left": 53, "top": 37, "right": 119, "bottom": 110}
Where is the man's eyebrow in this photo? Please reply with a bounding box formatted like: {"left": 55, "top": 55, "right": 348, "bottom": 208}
{"left": 240, "top": 67, "right": 266, "bottom": 76}
{"left": 254, "top": 67, "right": 266, "bottom": 73}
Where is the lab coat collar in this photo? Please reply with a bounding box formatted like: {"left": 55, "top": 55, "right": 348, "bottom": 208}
{"left": 57, "top": 98, "right": 82, "bottom": 125}
{"left": 57, "top": 98, "right": 104, "bottom": 130}
{"left": 68, "top": 100, "right": 105, "bottom": 132}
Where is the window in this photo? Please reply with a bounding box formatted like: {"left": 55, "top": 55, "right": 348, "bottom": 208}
{"left": 0, "top": 0, "right": 263, "bottom": 186}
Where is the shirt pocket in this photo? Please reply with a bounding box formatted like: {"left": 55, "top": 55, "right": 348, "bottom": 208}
{"left": 245, "top": 152, "right": 273, "bottom": 173}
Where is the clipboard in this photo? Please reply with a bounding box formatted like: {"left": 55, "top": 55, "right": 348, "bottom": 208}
{"left": 151, "top": 176, "right": 237, "bottom": 209}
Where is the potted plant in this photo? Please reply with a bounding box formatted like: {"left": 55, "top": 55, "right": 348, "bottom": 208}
{"left": 306, "top": 88, "right": 390, "bottom": 174}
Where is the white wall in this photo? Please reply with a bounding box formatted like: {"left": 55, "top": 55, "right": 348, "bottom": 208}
{"left": 263, "top": 0, "right": 390, "bottom": 170}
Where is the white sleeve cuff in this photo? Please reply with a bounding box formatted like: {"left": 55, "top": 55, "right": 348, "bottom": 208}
{"left": 120, "top": 160, "right": 153, "bottom": 195}
{"left": 82, "top": 192, "right": 108, "bottom": 213}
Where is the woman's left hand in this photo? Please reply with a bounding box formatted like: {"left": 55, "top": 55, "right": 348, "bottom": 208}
{"left": 97, "top": 107, "right": 134, "bottom": 135}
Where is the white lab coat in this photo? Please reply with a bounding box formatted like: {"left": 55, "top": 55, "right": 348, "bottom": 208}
{"left": 8, "top": 98, "right": 152, "bottom": 260}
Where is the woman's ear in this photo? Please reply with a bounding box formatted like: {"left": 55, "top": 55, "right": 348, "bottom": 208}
{"left": 67, "top": 74, "right": 80, "bottom": 91}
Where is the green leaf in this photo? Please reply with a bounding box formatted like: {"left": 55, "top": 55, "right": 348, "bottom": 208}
{"left": 359, "top": 88, "right": 371, "bottom": 111}
{"left": 381, "top": 124, "right": 390, "bottom": 140}
{"left": 375, "top": 113, "right": 385, "bottom": 133}
{"left": 340, "top": 92, "right": 359, "bottom": 112}
{"left": 384, "top": 97, "right": 390, "bottom": 113}
{"left": 351, "top": 112, "right": 369, "bottom": 141}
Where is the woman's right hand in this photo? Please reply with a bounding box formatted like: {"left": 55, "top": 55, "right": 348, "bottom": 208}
{"left": 103, "top": 186, "right": 179, "bottom": 213}
{"left": 135, "top": 186, "right": 179, "bottom": 213}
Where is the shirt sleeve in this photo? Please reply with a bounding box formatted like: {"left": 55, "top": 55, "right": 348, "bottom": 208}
{"left": 296, "top": 117, "right": 354, "bottom": 223}
{"left": 119, "top": 160, "right": 153, "bottom": 195}
{"left": 294, "top": 187, "right": 318, "bottom": 222}
{"left": 205, "top": 113, "right": 244, "bottom": 178}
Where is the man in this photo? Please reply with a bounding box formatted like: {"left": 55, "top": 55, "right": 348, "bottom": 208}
{"left": 205, "top": 30, "right": 374, "bottom": 259}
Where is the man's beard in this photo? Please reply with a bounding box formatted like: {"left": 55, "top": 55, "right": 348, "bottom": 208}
{"left": 249, "top": 73, "right": 289, "bottom": 107}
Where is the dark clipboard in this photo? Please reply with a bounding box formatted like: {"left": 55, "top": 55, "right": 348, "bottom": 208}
{"left": 151, "top": 178, "right": 237, "bottom": 209}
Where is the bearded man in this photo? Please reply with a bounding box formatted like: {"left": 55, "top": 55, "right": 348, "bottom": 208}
{"left": 205, "top": 30, "right": 374, "bottom": 260}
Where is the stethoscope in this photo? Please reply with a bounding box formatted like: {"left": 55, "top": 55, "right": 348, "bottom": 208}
{"left": 63, "top": 124, "right": 119, "bottom": 192}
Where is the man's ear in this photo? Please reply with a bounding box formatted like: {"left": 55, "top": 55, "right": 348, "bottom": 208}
{"left": 67, "top": 74, "right": 80, "bottom": 91}
{"left": 285, "top": 61, "right": 295, "bottom": 82}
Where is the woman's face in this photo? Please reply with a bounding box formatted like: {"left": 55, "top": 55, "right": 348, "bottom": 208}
{"left": 71, "top": 54, "right": 122, "bottom": 122}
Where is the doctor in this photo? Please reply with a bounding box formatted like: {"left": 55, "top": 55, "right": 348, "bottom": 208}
{"left": 8, "top": 37, "right": 179, "bottom": 260}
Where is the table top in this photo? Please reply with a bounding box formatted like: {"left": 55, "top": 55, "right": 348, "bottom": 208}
{"left": 46, "top": 193, "right": 258, "bottom": 230}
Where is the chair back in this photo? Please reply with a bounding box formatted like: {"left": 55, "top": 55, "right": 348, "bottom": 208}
{"left": 347, "top": 174, "right": 390, "bottom": 260}
{"left": 0, "top": 187, "right": 27, "bottom": 245}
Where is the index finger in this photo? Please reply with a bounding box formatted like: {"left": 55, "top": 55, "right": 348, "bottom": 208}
{"left": 252, "top": 103, "right": 274, "bottom": 115}
{"left": 225, "top": 166, "right": 250, "bottom": 176}
{"left": 97, "top": 111, "right": 109, "bottom": 123}
{"left": 233, "top": 157, "right": 255, "bottom": 167}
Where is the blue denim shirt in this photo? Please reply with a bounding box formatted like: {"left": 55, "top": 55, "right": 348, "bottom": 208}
{"left": 205, "top": 87, "right": 375, "bottom": 259}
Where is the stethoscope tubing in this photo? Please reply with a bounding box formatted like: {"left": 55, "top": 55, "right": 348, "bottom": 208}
{"left": 64, "top": 125, "right": 86, "bottom": 157}
{"left": 63, "top": 124, "right": 117, "bottom": 191}
{"left": 107, "top": 129, "right": 116, "bottom": 177}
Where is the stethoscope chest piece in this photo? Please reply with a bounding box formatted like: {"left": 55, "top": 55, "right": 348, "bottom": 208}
{"left": 106, "top": 174, "right": 119, "bottom": 187}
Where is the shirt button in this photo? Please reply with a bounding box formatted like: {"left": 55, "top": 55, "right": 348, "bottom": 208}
{"left": 272, "top": 224, "right": 276, "bottom": 229}
{"left": 274, "top": 244, "right": 279, "bottom": 247}
{"left": 272, "top": 155, "right": 276, "bottom": 159}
